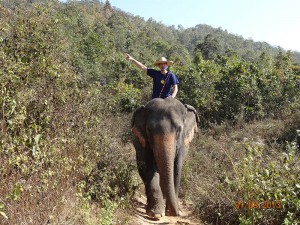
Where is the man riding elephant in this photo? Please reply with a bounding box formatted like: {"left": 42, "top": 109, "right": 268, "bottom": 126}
{"left": 126, "top": 54, "right": 179, "bottom": 99}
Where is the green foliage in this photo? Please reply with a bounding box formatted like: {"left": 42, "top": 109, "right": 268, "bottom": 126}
{"left": 108, "top": 81, "right": 142, "bottom": 113}
{"left": 177, "top": 56, "right": 221, "bottom": 126}
{"left": 186, "top": 118, "right": 300, "bottom": 225}
{"left": 178, "top": 49, "right": 300, "bottom": 125}
{"left": 0, "top": 201, "right": 8, "bottom": 220}
{"left": 228, "top": 142, "right": 300, "bottom": 224}
{"left": 215, "top": 62, "right": 264, "bottom": 122}
{"left": 76, "top": 180, "right": 119, "bottom": 225}
{"left": 195, "top": 34, "right": 222, "bottom": 60}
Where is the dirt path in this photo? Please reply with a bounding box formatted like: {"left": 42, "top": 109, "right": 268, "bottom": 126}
{"left": 130, "top": 194, "right": 203, "bottom": 225}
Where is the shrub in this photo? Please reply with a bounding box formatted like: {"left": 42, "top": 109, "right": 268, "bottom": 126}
{"left": 108, "top": 81, "right": 142, "bottom": 112}
{"left": 183, "top": 118, "right": 300, "bottom": 225}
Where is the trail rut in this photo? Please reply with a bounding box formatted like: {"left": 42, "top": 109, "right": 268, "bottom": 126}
{"left": 130, "top": 194, "right": 203, "bottom": 225}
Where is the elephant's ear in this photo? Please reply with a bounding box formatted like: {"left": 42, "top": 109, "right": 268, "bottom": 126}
{"left": 184, "top": 104, "right": 199, "bottom": 124}
{"left": 131, "top": 106, "right": 147, "bottom": 148}
{"left": 183, "top": 104, "right": 199, "bottom": 147}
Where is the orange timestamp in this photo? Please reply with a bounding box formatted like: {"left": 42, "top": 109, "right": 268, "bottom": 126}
{"left": 235, "top": 200, "right": 281, "bottom": 209}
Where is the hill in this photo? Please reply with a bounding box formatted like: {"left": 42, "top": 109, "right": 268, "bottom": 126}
{"left": 111, "top": 2, "right": 300, "bottom": 65}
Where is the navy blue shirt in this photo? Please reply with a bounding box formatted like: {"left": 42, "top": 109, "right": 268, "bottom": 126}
{"left": 147, "top": 68, "right": 179, "bottom": 99}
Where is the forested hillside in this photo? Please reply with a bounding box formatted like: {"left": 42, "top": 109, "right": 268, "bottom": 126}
{"left": 1, "top": 1, "right": 299, "bottom": 224}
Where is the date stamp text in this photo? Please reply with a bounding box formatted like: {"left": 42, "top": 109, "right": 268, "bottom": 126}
{"left": 235, "top": 200, "right": 281, "bottom": 209}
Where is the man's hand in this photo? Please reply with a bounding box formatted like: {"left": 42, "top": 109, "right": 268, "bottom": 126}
{"left": 125, "top": 53, "right": 133, "bottom": 61}
{"left": 125, "top": 53, "right": 147, "bottom": 72}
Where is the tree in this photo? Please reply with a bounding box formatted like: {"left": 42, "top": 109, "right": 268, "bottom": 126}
{"left": 195, "top": 34, "right": 221, "bottom": 60}
{"left": 103, "top": 0, "right": 113, "bottom": 19}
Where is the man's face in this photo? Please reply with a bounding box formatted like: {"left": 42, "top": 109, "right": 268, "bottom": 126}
{"left": 158, "top": 62, "right": 168, "bottom": 71}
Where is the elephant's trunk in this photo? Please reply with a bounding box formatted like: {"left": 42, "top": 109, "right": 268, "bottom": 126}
{"left": 153, "top": 132, "right": 179, "bottom": 216}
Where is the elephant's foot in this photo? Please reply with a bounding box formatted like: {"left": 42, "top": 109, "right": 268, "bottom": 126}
{"left": 165, "top": 208, "right": 182, "bottom": 217}
{"left": 146, "top": 210, "right": 165, "bottom": 218}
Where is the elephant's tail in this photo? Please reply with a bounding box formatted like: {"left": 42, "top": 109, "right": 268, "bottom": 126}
{"left": 153, "top": 132, "right": 179, "bottom": 216}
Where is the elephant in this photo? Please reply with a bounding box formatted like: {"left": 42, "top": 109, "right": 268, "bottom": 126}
{"left": 131, "top": 97, "right": 198, "bottom": 218}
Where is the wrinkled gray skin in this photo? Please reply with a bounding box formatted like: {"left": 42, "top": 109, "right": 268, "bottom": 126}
{"left": 131, "top": 97, "right": 198, "bottom": 218}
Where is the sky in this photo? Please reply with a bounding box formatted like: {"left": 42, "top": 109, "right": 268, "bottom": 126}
{"left": 108, "top": 0, "right": 300, "bottom": 52}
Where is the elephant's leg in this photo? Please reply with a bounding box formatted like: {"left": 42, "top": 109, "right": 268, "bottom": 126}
{"left": 145, "top": 169, "right": 165, "bottom": 218}
{"left": 133, "top": 138, "right": 147, "bottom": 183}
{"left": 174, "top": 148, "right": 185, "bottom": 198}
{"left": 133, "top": 136, "right": 164, "bottom": 217}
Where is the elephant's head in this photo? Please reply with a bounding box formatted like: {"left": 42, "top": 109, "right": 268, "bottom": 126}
{"left": 131, "top": 97, "right": 198, "bottom": 217}
{"left": 132, "top": 99, "right": 198, "bottom": 150}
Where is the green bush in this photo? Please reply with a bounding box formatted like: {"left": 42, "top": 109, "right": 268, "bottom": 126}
{"left": 213, "top": 141, "right": 300, "bottom": 225}
{"left": 108, "top": 81, "right": 142, "bottom": 112}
